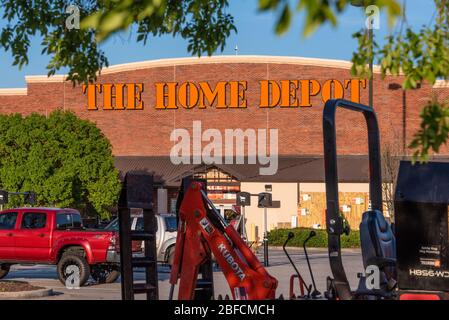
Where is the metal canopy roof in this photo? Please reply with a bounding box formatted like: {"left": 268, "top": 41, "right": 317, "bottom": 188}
{"left": 114, "top": 156, "right": 376, "bottom": 187}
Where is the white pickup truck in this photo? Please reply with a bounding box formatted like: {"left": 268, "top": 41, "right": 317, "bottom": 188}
{"left": 104, "top": 213, "right": 177, "bottom": 265}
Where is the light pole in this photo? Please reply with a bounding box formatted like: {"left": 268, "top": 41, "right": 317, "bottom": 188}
{"left": 258, "top": 192, "right": 272, "bottom": 267}
{"left": 241, "top": 205, "right": 247, "bottom": 239}
{"left": 350, "top": 0, "right": 374, "bottom": 108}
{"left": 368, "top": 27, "right": 373, "bottom": 109}
{"left": 263, "top": 206, "right": 268, "bottom": 267}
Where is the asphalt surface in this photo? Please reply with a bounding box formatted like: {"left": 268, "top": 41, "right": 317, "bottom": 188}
{"left": 2, "top": 248, "right": 363, "bottom": 300}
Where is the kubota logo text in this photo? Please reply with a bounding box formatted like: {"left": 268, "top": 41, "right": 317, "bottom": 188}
{"left": 218, "top": 243, "right": 245, "bottom": 281}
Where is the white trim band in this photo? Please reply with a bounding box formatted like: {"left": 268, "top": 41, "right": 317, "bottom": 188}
{"left": 433, "top": 79, "right": 449, "bottom": 88}
{"left": 0, "top": 88, "right": 27, "bottom": 96}
{"left": 23, "top": 55, "right": 382, "bottom": 84}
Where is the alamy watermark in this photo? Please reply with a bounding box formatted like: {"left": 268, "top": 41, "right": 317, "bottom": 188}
{"left": 65, "top": 4, "right": 80, "bottom": 30}
{"left": 65, "top": 265, "right": 81, "bottom": 289}
{"left": 364, "top": 265, "right": 380, "bottom": 290}
{"left": 170, "top": 121, "right": 279, "bottom": 176}
{"left": 365, "top": 5, "right": 380, "bottom": 30}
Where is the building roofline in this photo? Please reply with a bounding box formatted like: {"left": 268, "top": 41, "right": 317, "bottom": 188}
{"left": 9, "top": 55, "right": 448, "bottom": 89}
{"left": 433, "top": 79, "right": 449, "bottom": 88}
{"left": 23, "top": 55, "right": 383, "bottom": 84}
{"left": 25, "top": 75, "right": 66, "bottom": 83}
{"left": 0, "top": 88, "right": 28, "bottom": 96}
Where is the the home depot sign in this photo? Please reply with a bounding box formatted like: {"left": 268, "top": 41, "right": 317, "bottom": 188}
{"left": 82, "top": 79, "right": 366, "bottom": 110}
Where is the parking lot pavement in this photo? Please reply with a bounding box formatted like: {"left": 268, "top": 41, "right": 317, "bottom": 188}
{"left": 3, "top": 248, "right": 362, "bottom": 300}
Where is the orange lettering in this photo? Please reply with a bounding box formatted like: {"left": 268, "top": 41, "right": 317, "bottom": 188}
{"left": 126, "top": 83, "right": 144, "bottom": 109}
{"left": 198, "top": 82, "right": 227, "bottom": 108}
{"left": 321, "top": 80, "right": 344, "bottom": 102}
{"left": 299, "top": 80, "right": 320, "bottom": 107}
{"left": 229, "top": 81, "right": 247, "bottom": 108}
{"left": 82, "top": 84, "right": 102, "bottom": 110}
{"left": 103, "top": 84, "right": 125, "bottom": 110}
{"left": 280, "top": 80, "right": 299, "bottom": 107}
{"left": 345, "top": 79, "right": 367, "bottom": 103}
{"left": 178, "top": 82, "right": 199, "bottom": 109}
{"left": 155, "top": 83, "right": 177, "bottom": 109}
{"left": 259, "top": 80, "right": 280, "bottom": 108}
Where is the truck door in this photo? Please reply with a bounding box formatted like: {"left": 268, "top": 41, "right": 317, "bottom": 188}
{"left": 15, "top": 211, "right": 51, "bottom": 262}
{"left": 0, "top": 211, "right": 19, "bottom": 260}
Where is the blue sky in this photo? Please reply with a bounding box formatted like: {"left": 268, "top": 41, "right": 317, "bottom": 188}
{"left": 0, "top": 0, "right": 437, "bottom": 88}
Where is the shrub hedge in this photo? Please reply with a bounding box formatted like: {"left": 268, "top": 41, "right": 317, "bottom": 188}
{"left": 268, "top": 227, "right": 360, "bottom": 248}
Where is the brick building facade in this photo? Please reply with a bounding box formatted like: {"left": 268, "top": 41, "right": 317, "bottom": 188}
{"left": 3, "top": 55, "right": 449, "bottom": 156}
{"left": 1, "top": 56, "right": 448, "bottom": 235}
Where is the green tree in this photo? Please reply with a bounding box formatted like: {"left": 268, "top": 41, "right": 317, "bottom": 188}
{"left": 0, "top": 110, "right": 121, "bottom": 219}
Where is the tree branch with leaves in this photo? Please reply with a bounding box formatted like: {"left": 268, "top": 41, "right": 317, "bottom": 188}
{"left": 350, "top": 0, "right": 449, "bottom": 160}
{"left": 0, "top": 0, "right": 236, "bottom": 84}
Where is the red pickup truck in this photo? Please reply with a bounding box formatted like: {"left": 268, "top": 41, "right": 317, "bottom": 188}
{"left": 0, "top": 207, "right": 121, "bottom": 286}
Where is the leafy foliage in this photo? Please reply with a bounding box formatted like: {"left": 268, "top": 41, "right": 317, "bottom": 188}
{"left": 0, "top": 0, "right": 236, "bottom": 84}
{"left": 0, "top": 0, "right": 107, "bottom": 84}
{"left": 0, "top": 111, "right": 121, "bottom": 219}
{"left": 258, "top": 0, "right": 401, "bottom": 36}
{"left": 409, "top": 99, "right": 449, "bottom": 161}
{"left": 268, "top": 227, "right": 360, "bottom": 248}
{"left": 352, "top": 2, "right": 449, "bottom": 89}
{"left": 350, "top": 0, "right": 449, "bottom": 159}
{"left": 82, "top": 0, "right": 236, "bottom": 56}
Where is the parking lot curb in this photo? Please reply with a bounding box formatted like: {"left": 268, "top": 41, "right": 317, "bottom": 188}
{"left": 0, "top": 288, "right": 53, "bottom": 299}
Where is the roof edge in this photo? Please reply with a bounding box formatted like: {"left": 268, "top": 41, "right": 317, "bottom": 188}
{"left": 23, "top": 55, "right": 383, "bottom": 84}
{"left": 0, "top": 88, "right": 28, "bottom": 96}
{"left": 433, "top": 79, "right": 449, "bottom": 88}
{"left": 25, "top": 75, "right": 66, "bottom": 84}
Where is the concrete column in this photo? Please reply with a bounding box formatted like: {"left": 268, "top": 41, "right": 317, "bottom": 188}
{"left": 157, "top": 188, "right": 168, "bottom": 214}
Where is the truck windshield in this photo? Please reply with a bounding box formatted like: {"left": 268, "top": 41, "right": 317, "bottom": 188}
{"left": 105, "top": 219, "right": 118, "bottom": 231}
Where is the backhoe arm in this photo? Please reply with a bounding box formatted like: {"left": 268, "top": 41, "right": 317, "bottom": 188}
{"left": 169, "top": 181, "right": 278, "bottom": 300}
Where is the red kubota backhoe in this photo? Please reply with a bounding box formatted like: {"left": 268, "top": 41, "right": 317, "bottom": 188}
{"left": 168, "top": 179, "right": 278, "bottom": 300}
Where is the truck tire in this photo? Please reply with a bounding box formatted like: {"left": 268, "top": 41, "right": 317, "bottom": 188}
{"left": 0, "top": 264, "right": 10, "bottom": 279}
{"left": 91, "top": 265, "right": 120, "bottom": 284}
{"left": 57, "top": 253, "right": 90, "bottom": 287}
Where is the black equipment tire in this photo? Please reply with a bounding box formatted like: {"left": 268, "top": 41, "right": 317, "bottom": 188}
{"left": 91, "top": 265, "right": 120, "bottom": 284}
{"left": 0, "top": 264, "right": 10, "bottom": 279}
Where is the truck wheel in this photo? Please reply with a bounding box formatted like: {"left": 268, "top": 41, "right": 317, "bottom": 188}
{"left": 91, "top": 265, "right": 120, "bottom": 284}
{"left": 57, "top": 253, "right": 90, "bottom": 287}
{"left": 167, "top": 246, "right": 175, "bottom": 266}
{"left": 0, "top": 264, "right": 10, "bottom": 279}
